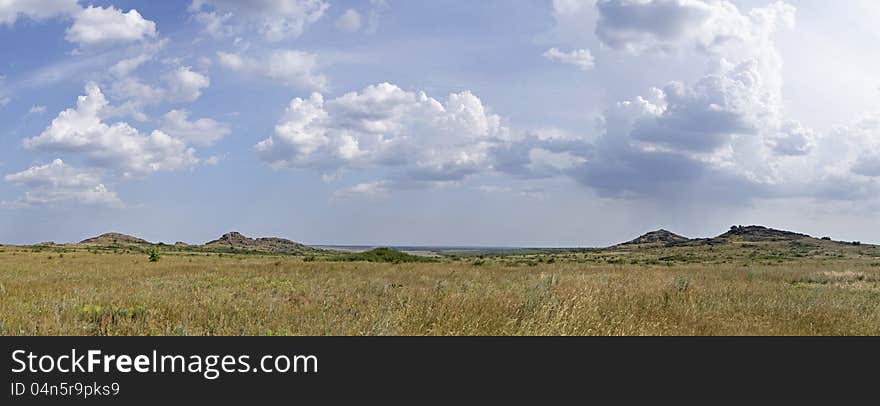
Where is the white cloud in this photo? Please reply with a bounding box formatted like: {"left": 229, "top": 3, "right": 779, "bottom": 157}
{"left": 336, "top": 9, "right": 362, "bottom": 33}
{"left": 479, "top": 2, "right": 877, "bottom": 205}
{"left": 595, "top": 0, "right": 795, "bottom": 55}
{"left": 65, "top": 6, "right": 158, "bottom": 50}
{"left": 217, "top": 50, "right": 327, "bottom": 91}
{"left": 28, "top": 105, "right": 46, "bottom": 114}
{"left": 543, "top": 48, "right": 595, "bottom": 70}
{"left": 629, "top": 58, "right": 778, "bottom": 153}
{"left": 0, "top": 0, "right": 79, "bottom": 26}
{"left": 4, "top": 159, "right": 122, "bottom": 208}
{"left": 515, "top": 0, "right": 819, "bottom": 202}
{"left": 160, "top": 109, "right": 231, "bottom": 147}
{"left": 109, "top": 54, "right": 153, "bottom": 78}
{"left": 767, "top": 121, "right": 814, "bottom": 156}
{"left": 23, "top": 83, "right": 198, "bottom": 178}
{"left": 189, "top": 0, "right": 329, "bottom": 41}
{"left": 256, "top": 83, "right": 508, "bottom": 189}
{"left": 193, "top": 10, "right": 235, "bottom": 39}
{"left": 165, "top": 66, "right": 210, "bottom": 103}
{"left": 216, "top": 51, "right": 245, "bottom": 70}
{"left": 105, "top": 77, "right": 166, "bottom": 121}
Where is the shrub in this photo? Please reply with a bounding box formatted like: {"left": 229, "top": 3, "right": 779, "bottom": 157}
{"left": 148, "top": 248, "right": 161, "bottom": 262}
{"left": 339, "top": 248, "right": 435, "bottom": 263}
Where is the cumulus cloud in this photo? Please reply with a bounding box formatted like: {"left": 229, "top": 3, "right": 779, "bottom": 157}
{"left": 4, "top": 159, "right": 122, "bottom": 207}
{"left": 65, "top": 6, "right": 157, "bottom": 50}
{"left": 336, "top": 9, "right": 362, "bottom": 33}
{"left": 105, "top": 77, "right": 166, "bottom": 121}
{"left": 485, "top": 0, "right": 845, "bottom": 205}
{"left": 543, "top": 48, "right": 595, "bottom": 70}
{"left": 23, "top": 83, "right": 198, "bottom": 178}
{"left": 0, "top": 0, "right": 79, "bottom": 26}
{"left": 189, "top": 0, "right": 328, "bottom": 41}
{"left": 160, "top": 109, "right": 231, "bottom": 147}
{"left": 256, "top": 83, "right": 508, "bottom": 188}
{"left": 101, "top": 41, "right": 182, "bottom": 121}
{"left": 767, "top": 121, "right": 813, "bottom": 156}
{"left": 503, "top": 0, "right": 816, "bottom": 202}
{"left": 216, "top": 50, "right": 327, "bottom": 91}
{"left": 164, "top": 66, "right": 210, "bottom": 103}
{"left": 595, "top": 0, "right": 795, "bottom": 55}
{"left": 826, "top": 113, "right": 880, "bottom": 180}
{"left": 629, "top": 58, "right": 778, "bottom": 153}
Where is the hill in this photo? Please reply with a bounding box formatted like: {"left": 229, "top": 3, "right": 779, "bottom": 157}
{"left": 203, "top": 232, "right": 315, "bottom": 254}
{"left": 717, "top": 225, "right": 811, "bottom": 242}
{"left": 79, "top": 233, "right": 150, "bottom": 245}
{"left": 613, "top": 225, "right": 834, "bottom": 249}
{"left": 620, "top": 229, "right": 690, "bottom": 247}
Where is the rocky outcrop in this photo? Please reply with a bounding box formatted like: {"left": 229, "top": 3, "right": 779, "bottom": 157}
{"left": 204, "top": 232, "right": 314, "bottom": 254}
{"left": 79, "top": 233, "right": 150, "bottom": 245}
{"left": 717, "top": 225, "right": 810, "bottom": 242}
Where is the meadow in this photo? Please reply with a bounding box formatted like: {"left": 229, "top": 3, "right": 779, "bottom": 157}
{"left": 2, "top": 241, "right": 880, "bottom": 336}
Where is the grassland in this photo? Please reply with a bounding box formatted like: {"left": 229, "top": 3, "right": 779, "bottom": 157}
{"left": 2, "top": 240, "right": 880, "bottom": 336}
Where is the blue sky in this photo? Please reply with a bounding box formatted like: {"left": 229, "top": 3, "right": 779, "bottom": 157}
{"left": 2, "top": 1, "right": 880, "bottom": 246}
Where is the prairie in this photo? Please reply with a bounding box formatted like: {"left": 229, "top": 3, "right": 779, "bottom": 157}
{"left": 2, "top": 239, "right": 880, "bottom": 336}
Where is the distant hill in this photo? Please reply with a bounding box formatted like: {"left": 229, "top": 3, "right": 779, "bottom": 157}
{"left": 74, "top": 231, "right": 318, "bottom": 255}
{"left": 614, "top": 225, "right": 828, "bottom": 249}
{"left": 79, "top": 232, "right": 150, "bottom": 245}
{"left": 620, "top": 229, "right": 690, "bottom": 246}
{"left": 716, "top": 225, "right": 811, "bottom": 242}
{"left": 204, "top": 232, "right": 316, "bottom": 254}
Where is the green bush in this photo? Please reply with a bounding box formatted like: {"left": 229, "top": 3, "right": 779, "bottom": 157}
{"left": 339, "top": 248, "right": 435, "bottom": 263}
{"left": 148, "top": 248, "right": 161, "bottom": 262}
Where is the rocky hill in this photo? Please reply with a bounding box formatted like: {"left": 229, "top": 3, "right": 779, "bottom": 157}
{"left": 79, "top": 233, "right": 150, "bottom": 245}
{"left": 620, "top": 229, "right": 690, "bottom": 246}
{"left": 614, "top": 225, "right": 825, "bottom": 249}
{"left": 204, "top": 232, "right": 315, "bottom": 254}
{"left": 717, "top": 225, "right": 811, "bottom": 242}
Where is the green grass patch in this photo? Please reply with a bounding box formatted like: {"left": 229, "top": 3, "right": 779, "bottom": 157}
{"left": 337, "top": 248, "right": 436, "bottom": 263}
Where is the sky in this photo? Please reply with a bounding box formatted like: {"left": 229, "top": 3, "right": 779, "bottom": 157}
{"left": 1, "top": 0, "right": 880, "bottom": 247}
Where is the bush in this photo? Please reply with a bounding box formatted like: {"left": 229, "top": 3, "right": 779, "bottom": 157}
{"left": 821, "top": 237, "right": 832, "bottom": 241}
{"left": 339, "top": 248, "right": 435, "bottom": 263}
{"left": 148, "top": 248, "right": 161, "bottom": 262}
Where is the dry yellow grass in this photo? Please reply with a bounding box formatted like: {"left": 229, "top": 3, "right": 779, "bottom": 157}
{"left": 2, "top": 243, "right": 880, "bottom": 336}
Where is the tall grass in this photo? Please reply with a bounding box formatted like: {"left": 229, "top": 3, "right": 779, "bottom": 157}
{"left": 1, "top": 244, "right": 879, "bottom": 336}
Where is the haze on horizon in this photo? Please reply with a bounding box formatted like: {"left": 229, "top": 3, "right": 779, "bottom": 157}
{"left": 2, "top": 1, "right": 880, "bottom": 247}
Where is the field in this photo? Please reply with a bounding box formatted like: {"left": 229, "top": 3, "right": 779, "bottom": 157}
{"left": 2, "top": 240, "right": 880, "bottom": 336}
